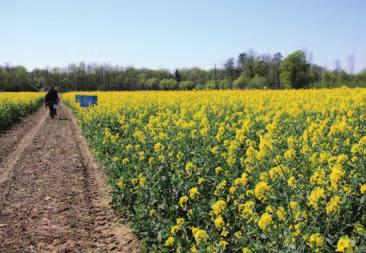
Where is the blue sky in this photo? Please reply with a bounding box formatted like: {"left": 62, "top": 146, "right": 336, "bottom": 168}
{"left": 1, "top": 0, "right": 366, "bottom": 72}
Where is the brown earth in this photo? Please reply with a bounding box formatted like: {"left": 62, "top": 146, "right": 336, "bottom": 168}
{"left": 0, "top": 105, "right": 140, "bottom": 253}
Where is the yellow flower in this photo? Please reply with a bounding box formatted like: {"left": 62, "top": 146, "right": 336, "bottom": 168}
{"left": 246, "top": 189, "right": 254, "bottom": 197}
{"left": 63, "top": 88, "right": 366, "bottom": 252}
{"left": 138, "top": 151, "right": 145, "bottom": 161}
{"left": 170, "top": 225, "right": 180, "bottom": 235}
{"left": 265, "top": 205, "right": 274, "bottom": 213}
{"left": 234, "top": 231, "right": 242, "bottom": 239}
{"left": 259, "top": 172, "right": 269, "bottom": 182}
{"left": 360, "top": 136, "right": 366, "bottom": 145}
{"left": 116, "top": 179, "right": 125, "bottom": 189}
{"left": 287, "top": 176, "right": 296, "bottom": 187}
{"left": 235, "top": 172, "right": 249, "bottom": 186}
{"left": 238, "top": 200, "right": 255, "bottom": 219}
{"left": 360, "top": 184, "right": 366, "bottom": 194}
{"left": 191, "top": 227, "right": 209, "bottom": 244}
{"left": 149, "top": 209, "right": 156, "bottom": 217}
{"left": 176, "top": 218, "right": 185, "bottom": 226}
{"left": 310, "top": 168, "right": 326, "bottom": 185}
{"left": 214, "top": 215, "right": 225, "bottom": 230}
{"left": 211, "top": 146, "right": 219, "bottom": 155}
{"left": 326, "top": 195, "right": 341, "bottom": 215}
{"left": 351, "top": 144, "right": 360, "bottom": 154}
{"left": 125, "top": 144, "right": 133, "bottom": 152}
{"left": 214, "top": 180, "right": 227, "bottom": 195}
{"left": 343, "top": 184, "right": 352, "bottom": 194}
{"left": 337, "top": 154, "right": 348, "bottom": 164}
{"left": 158, "top": 154, "right": 165, "bottom": 161}
{"left": 269, "top": 166, "right": 284, "bottom": 180}
{"left": 336, "top": 235, "right": 354, "bottom": 252}
{"left": 276, "top": 207, "right": 286, "bottom": 221}
{"left": 148, "top": 157, "right": 154, "bottom": 165}
{"left": 287, "top": 136, "right": 296, "bottom": 148}
{"left": 198, "top": 177, "right": 206, "bottom": 184}
{"left": 153, "top": 142, "right": 161, "bottom": 153}
{"left": 308, "top": 187, "right": 325, "bottom": 210}
{"left": 242, "top": 247, "right": 251, "bottom": 253}
{"left": 289, "top": 223, "right": 301, "bottom": 237}
{"left": 309, "top": 233, "right": 325, "bottom": 248}
{"left": 131, "top": 178, "right": 139, "bottom": 186}
{"left": 215, "top": 166, "right": 223, "bottom": 173}
{"left": 138, "top": 173, "right": 146, "bottom": 186}
{"left": 289, "top": 200, "right": 299, "bottom": 211}
{"left": 122, "top": 157, "right": 129, "bottom": 165}
{"left": 258, "top": 212, "right": 272, "bottom": 231}
{"left": 212, "top": 200, "right": 226, "bottom": 215}
{"left": 229, "top": 186, "right": 237, "bottom": 194}
{"left": 176, "top": 151, "right": 184, "bottom": 160}
{"left": 164, "top": 236, "right": 175, "bottom": 247}
{"left": 185, "top": 162, "right": 195, "bottom": 174}
{"left": 255, "top": 181, "right": 270, "bottom": 202}
{"left": 218, "top": 240, "right": 228, "bottom": 249}
{"left": 189, "top": 187, "right": 200, "bottom": 199}
{"left": 221, "top": 228, "right": 229, "bottom": 237}
{"left": 179, "top": 195, "right": 189, "bottom": 208}
{"left": 284, "top": 148, "right": 296, "bottom": 160}
{"left": 329, "top": 164, "right": 345, "bottom": 188}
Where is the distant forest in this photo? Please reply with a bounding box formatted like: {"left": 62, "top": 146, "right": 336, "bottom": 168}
{"left": 1, "top": 50, "right": 365, "bottom": 91}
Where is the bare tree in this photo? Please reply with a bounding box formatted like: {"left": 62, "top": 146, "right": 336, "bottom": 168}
{"left": 335, "top": 59, "right": 341, "bottom": 73}
{"left": 347, "top": 54, "right": 355, "bottom": 74}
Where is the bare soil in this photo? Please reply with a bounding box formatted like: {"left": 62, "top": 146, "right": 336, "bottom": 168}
{"left": 0, "top": 105, "right": 140, "bottom": 253}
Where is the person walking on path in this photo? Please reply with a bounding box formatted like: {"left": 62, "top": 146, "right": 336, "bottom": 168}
{"left": 45, "top": 87, "right": 60, "bottom": 119}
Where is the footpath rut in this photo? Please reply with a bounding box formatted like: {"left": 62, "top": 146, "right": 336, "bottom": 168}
{"left": 0, "top": 105, "right": 140, "bottom": 253}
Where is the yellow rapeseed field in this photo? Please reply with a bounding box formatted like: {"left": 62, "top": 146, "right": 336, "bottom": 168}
{"left": 0, "top": 92, "right": 44, "bottom": 130}
{"left": 64, "top": 88, "right": 366, "bottom": 252}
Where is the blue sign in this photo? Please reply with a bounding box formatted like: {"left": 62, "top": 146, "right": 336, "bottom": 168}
{"left": 76, "top": 95, "right": 98, "bottom": 107}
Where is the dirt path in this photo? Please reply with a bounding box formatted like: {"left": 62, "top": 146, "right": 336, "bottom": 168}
{"left": 0, "top": 105, "right": 140, "bottom": 253}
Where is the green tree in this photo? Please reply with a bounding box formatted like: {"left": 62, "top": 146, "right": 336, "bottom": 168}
{"left": 233, "top": 75, "right": 249, "bottom": 89}
{"left": 280, "top": 50, "right": 310, "bottom": 89}
{"left": 241, "top": 51, "right": 256, "bottom": 79}
{"left": 321, "top": 71, "right": 337, "bottom": 87}
{"left": 219, "top": 79, "right": 231, "bottom": 89}
{"left": 175, "top": 70, "right": 182, "bottom": 83}
{"left": 178, "top": 81, "right": 194, "bottom": 90}
{"left": 206, "top": 80, "right": 219, "bottom": 89}
{"left": 248, "top": 75, "right": 267, "bottom": 89}
{"left": 224, "top": 58, "right": 235, "bottom": 87}
{"left": 159, "top": 78, "right": 178, "bottom": 90}
{"left": 253, "top": 60, "right": 267, "bottom": 77}
{"left": 268, "top": 52, "right": 282, "bottom": 88}
{"left": 145, "top": 78, "right": 160, "bottom": 90}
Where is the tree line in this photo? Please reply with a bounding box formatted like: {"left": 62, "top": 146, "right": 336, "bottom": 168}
{"left": 1, "top": 50, "right": 365, "bottom": 91}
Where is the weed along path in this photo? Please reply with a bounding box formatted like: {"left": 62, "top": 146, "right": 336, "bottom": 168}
{"left": 0, "top": 105, "right": 140, "bottom": 253}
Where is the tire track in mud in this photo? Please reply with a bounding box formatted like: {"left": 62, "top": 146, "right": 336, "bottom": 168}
{"left": 0, "top": 108, "right": 46, "bottom": 166}
{"left": 0, "top": 105, "right": 140, "bottom": 253}
{"left": 0, "top": 108, "right": 47, "bottom": 186}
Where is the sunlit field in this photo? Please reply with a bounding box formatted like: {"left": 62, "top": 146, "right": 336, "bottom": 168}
{"left": 64, "top": 88, "right": 366, "bottom": 252}
{"left": 0, "top": 92, "right": 44, "bottom": 130}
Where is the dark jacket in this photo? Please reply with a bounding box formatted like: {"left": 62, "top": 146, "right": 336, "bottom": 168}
{"left": 45, "top": 88, "right": 60, "bottom": 105}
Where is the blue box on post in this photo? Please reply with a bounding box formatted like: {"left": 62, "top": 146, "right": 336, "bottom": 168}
{"left": 76, "top": 95, "right": 98, "bottom": 107}
{"left": 75, "top": 95, "right": 82, "bottom": 102}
